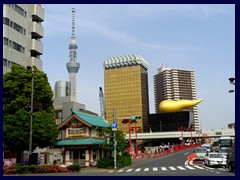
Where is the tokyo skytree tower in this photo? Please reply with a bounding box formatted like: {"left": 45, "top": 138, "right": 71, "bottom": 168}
{"left": 66, "top": 8, "right": 80, "bottom": 101}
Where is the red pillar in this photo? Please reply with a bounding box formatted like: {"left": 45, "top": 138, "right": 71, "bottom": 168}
{"left": 128, "top": 122, "right": 132, "bottom": 154}
{"left": 135, "top": 128, "right": 138, "bottom": 156}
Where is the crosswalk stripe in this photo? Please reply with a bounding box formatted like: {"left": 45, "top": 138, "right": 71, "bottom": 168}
{"left": 144, "top": 168, "right": 149, "bottom": 171}
{"left": 126, "top": 169, "right": 133, "bottom": 172}
{"left": 177, "top": 166, "right": 186, "bottom": 170}
{"left": 185, "top": 166, "right": 196, "bottom": 170}
{"left": 135, "top": 168, "right": 141, "bottom": 172}
{"left": 161, "top": 167, "right": 167, "bottom": 171}
{"left": 193, "top": 165, "right": 205, "bottom": 170}
{"left": 117, "top": 169, "right": 124, "bottom": 172}
{"left": 109, "top": 165, "right": 212, "bottom": 173}
{"left": 169, "top": 166, "right": 177, "bottom": 170}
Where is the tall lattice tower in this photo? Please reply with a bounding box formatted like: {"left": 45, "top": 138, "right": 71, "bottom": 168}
{"left": 66, "top": 8, "right": 80, "bottom": 101}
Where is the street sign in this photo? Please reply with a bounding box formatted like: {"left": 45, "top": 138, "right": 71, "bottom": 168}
{"left": 111, "top": 122, "right": 118, "bottom": 131}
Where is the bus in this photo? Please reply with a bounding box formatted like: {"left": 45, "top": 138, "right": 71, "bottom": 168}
{"left": 218, "top": 136, "right": 233, "bottom": 147}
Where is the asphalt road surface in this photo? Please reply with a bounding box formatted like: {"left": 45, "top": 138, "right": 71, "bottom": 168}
{"left": 88, "top": 148, "right": 235, "bottom": 176}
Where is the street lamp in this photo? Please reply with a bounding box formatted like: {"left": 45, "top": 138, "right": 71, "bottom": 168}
{"left": 27, "top": 66, "right": 34, "bottom": 162}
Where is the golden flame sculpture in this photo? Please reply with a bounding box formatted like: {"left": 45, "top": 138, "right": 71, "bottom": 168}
{"left": 159, "top": 99, "right": 204, "bottom": 113}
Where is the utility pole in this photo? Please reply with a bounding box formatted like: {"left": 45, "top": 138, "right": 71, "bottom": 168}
{"left": 112, "top": 109, "right": 117, "bottom": 169}
{"left": 27, "top": 66, "right": 34, "bottom": 163}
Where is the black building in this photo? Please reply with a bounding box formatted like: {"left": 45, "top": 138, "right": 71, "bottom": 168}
{"left": 148, "top": 111, "right": 194, "bottom": 132}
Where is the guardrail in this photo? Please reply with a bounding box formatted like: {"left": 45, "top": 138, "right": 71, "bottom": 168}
{"left": 131, "top": 144, "right": 201, "bottom": 160}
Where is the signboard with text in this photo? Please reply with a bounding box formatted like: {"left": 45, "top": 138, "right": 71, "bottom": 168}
{"left": 68, "top": 127, "right": 86, "bottom": 137}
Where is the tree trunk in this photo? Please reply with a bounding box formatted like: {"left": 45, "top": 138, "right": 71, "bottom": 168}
{"left": 16, "top": 150, "right": 22, "bottom": 164}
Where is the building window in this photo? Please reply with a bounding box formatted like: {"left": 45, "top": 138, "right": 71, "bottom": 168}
{"left": 14, "top": 4, "right": 25, "bottom": 17}
{"left": 3, "top": 37, "right": 8, "bottom": 46}
{"left": 3, "top": 17, "right": 10, "bottom": 26}
{"left": 3, "top": 17, "right": 26, "bottom": 35}
{"left": 4, "top": 37, "right": 25, "bottom": 54}
{"left": 3, "top": 59, "right": 8, "bottom": 67}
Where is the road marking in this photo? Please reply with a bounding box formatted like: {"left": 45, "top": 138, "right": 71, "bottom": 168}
{"left": 144, "top": 168, "right": 149, "bottom": 171}
{"left": 193, "top": 165, "right": 205, "bottom": 169}
{"left": 185, "top": 166, "right": 195, "bottom": 170}
{"left": 169, "top": 166, "right": 177, "bottom": 170}
{"left": 177, "top": 166, "right": 186, "bottom": 170}
{"left": 117, "top": 169, "right": 124, "bottom": 172}
{"left": 135, "top": 168, "right": 141, "bottom": 172}
{"left": 126, "top": 169, "right": 133, "bottom": 172}
{"left": 161, "top": 167, "right": 167, "bottom": 171}
{"left": 216, "top": 172, "right": 220, "bottom": 174}
{"left": 109, "top": 165, "right": 210, "bottom": 173}
{"left": 184, "top": 152, "right": 189, "bottom": 156}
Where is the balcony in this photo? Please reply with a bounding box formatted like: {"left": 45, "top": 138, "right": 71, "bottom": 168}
{"left": 31, "top": 22, "right": 43, "bottom": 38}
{"left": 30, "top": 4, "right": 44, "bottom": 22}
{"left": 30, "top": 39, "right": 43, "bottom": 54}
{"left": 28, "top": 57, "right": 42, "bottom": 70}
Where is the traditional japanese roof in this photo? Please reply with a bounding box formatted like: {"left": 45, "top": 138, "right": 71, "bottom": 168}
{"left": 55, "top": 138, "right": 105, "bottom": 146}
{"left": 58, "top": 108, "right": 109, "bottom": 129}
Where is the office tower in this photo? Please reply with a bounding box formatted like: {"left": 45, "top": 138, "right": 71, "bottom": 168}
{"left": 66, "top": 8, "right": 80, "bottom": 102}
{"left": 154, "top": 66, "right": 200, "bottom": 130}
{"left": 3, "top": 4, "right": 44, "bottom": 74}
{"left": 104, "top": 54, "right": 150, "bottom": 133}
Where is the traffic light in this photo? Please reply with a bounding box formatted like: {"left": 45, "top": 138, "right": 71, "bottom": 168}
{"left": 131, "top": 116, "right": 141, "bottom": 120}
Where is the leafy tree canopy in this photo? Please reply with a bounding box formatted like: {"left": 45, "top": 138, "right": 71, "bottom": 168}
{"left": 99, "top": 126, "right": 129, "bottom": 153}
{"left": 3, "top": 65, "right": 59, "bottom": 154}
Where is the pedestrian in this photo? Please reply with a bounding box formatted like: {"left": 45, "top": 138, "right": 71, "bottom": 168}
{"left": 41, "top": 155, "right": 44, "bottom": 165}
{"left": 53, "top": 155, "right": 57, "bottom": 165}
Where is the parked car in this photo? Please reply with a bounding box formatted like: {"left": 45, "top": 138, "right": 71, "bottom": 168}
{"left": 194, "top": 147, "right": 208, "bottom": 160}
{"left": 226, "top": 145, "right": 235, "bottom": 172}
{"left": 204, "top": 152, "right": 226, "bottom": 167}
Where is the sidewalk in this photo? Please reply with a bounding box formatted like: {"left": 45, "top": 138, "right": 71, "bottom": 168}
{"left": 80, "top": 167, "right": 111, "bottom": 173}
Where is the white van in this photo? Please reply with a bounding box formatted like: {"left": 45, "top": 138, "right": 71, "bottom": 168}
{"left": 195, "top": 147, "right": 208, "bottom": 160}
{"left": 201, "top": 143, "right": 213, "bottom": 152}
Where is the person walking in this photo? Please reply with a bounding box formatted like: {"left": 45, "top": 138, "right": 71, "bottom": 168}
{"left": 53, "top": 155, "right": 57, "bottom": 165}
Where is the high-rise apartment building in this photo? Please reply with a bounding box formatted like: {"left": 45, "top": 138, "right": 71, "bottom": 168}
{"left": 3, "top": 4, "right": 44, "bottom": 74}
{"left": 154, "top": 66, "right": 200, "bottom": 130}
{"left": 104, "top": 54, "right": 150, "bottom": 133}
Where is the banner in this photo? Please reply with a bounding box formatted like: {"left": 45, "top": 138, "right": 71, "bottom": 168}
{"left": 68, "top": 127, "right": 86, "bottom": 137}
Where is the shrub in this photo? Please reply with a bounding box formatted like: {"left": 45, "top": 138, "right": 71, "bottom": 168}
{"left": 3, "top": 164, "right": 74, "bottom": 174}
{"left": 66, "top": 164, "right": 81, "bottom": 172}
{"left": 117, "top": 151, "right": 132, "bottom": 168}
{"left": 15, "top": 165, "right": 29, "bottom": 174}
{"left": 97, "top": 157, "right": 114, "bottom": 168}
{"left": 28, "top": 164, "right": 41, "bottom": 174}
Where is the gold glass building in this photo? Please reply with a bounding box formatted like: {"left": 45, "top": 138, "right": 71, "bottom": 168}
{"left": 103, "top": 54, "right": 150, "bottom": 133}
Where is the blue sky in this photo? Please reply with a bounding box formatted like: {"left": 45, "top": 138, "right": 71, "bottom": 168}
{"left": 41, "top": 4, "right": 235, "bottom": 130}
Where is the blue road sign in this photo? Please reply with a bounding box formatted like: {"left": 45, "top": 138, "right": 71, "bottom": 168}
{"left": 111, "top": 122, "right": 118, "bottom": 129}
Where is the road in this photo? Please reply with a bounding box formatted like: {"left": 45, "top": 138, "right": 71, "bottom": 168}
{"left": 85, "top": 148, "right": 235, "bottom": 176}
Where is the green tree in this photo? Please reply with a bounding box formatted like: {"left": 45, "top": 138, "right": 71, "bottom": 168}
{"left": 3, "top": 65, "right": 59, "bottom": 163}
{"left": 99, "top": 126, "right": 128, "bottom": 154}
